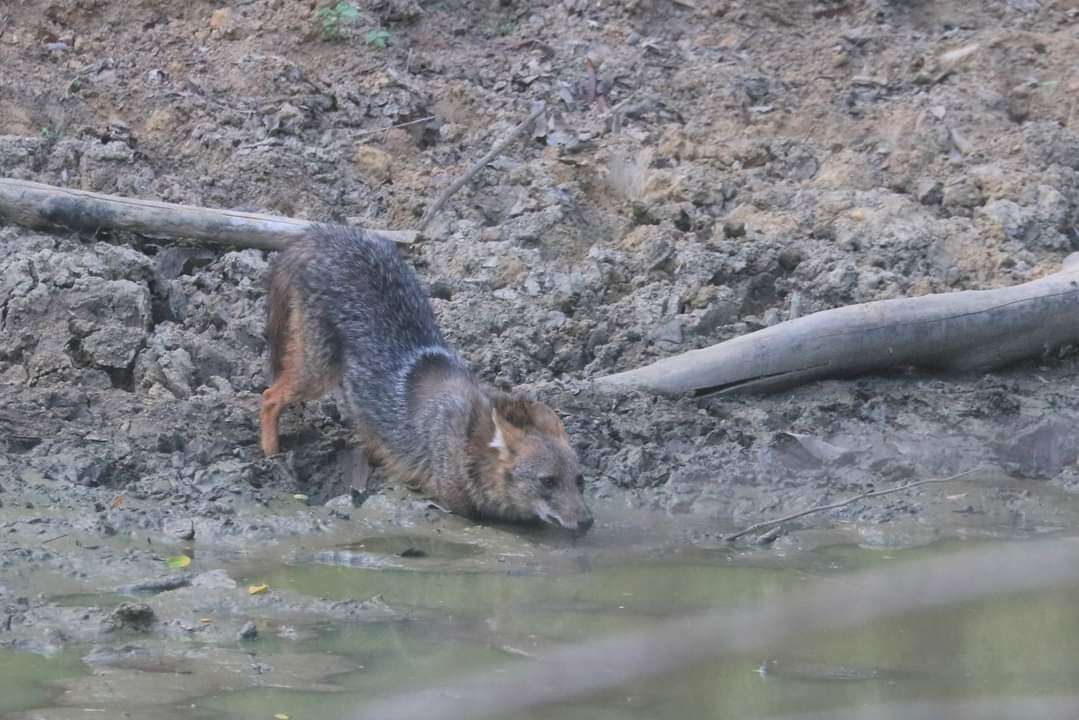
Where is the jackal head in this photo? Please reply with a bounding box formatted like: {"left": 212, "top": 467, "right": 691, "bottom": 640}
{"left": 469, "top": 392, "right": 593, "bottom": 534}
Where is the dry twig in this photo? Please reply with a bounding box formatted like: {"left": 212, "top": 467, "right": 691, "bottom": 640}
{"left": 353, "top": 114, "right": 436, "bottom": 139}
{"left": 724, "top": 467, "right": 984, "bottom": 542}
{"left": 417, "top": 102, "right": 545, "bottom": 230}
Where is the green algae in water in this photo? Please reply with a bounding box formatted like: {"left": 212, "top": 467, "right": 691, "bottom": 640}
{"left": 204, "top": 545, "right": 1079, "bottom": 720}
{"left": 12, "top": 542, "right": 1079, "bottom": 719}
{"left": 0, "top": 649, "right": 86, "bottom": 715}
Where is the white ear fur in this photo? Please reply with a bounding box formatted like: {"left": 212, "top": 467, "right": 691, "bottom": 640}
{"left": 488, "top": 408, "right": 505, "bottom": 450}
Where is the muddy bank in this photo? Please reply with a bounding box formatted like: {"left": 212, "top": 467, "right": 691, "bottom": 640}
{"left": 3, "top": 0, "right": 1079, "bottom": 702}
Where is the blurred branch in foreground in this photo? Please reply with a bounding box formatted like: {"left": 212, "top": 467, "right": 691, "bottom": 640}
{"left": 766, "top": 694, "right": 1079, "bottom": 720}
{"left": 358, "top": 538, "right": 1079, "bottom": 720}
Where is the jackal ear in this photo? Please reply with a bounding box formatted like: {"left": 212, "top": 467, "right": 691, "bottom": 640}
{"left": 489, "top": 407, "right": 524, "bottom": 458}
{"left": 490, "top": 392, "right": 536, "bottom": 429}
{"left": 492, "top": 391, "right": 566, "bottom": 438}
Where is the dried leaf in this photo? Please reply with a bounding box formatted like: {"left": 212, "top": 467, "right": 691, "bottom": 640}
{"left": 110, "top": 495, "right": 124, "bottom": 509}
{"left": 248, "top": 583, "right": 269, "bottom": 595}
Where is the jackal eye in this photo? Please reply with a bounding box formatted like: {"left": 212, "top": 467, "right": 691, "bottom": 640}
{"left": 540, "top": 475, "right": 559, "bottom": 490}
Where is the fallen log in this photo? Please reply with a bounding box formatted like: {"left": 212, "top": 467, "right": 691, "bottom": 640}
{"left": 0, "top": 177, "right": 417, "bottom": 249}
{"left": 597, "top": 253, "right": 1079, "bottom": 396}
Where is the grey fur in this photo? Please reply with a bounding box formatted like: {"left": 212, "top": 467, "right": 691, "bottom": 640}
{"left": 265, "top": 225, "right": 592, "bottom": 531}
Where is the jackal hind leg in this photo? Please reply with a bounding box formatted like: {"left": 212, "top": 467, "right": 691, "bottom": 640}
{"left": 260, "top": 309, "right": 341, "bottom": 456}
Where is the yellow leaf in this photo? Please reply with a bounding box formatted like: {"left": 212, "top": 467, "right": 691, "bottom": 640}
{"left": 166, "top": 555, "right": 192, "bottom": 569}
{"left": 292, "top": 494, "right": 309, "bottom": 501}
{"left": 248, "top": 583, "right": 269, "bottom": 595}
{"left": 199, "top": 618, "right": 213, "bottom": 624}
{"left": 273, "top": 714, "right": 290, "bottom": 720}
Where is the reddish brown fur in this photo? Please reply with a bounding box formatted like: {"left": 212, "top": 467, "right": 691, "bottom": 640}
{"left": 259, "top": 290, "right": 341, "bottom": 456}
{"left": 259, "top": 228, "right": 592, "bottom": 532}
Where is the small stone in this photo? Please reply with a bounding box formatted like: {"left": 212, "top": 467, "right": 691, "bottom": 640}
{"left": 1007, "top": 0, "right": 1040, "bottom": 12}
{"left": 978, "top": 200, "right": 1034, "bottom": 243}
{"left": 692, "top": 299, "right": 738, "bottom": 335}
{"left": 238, "top": 621, "right": 258, "bottom": 641}
{"left": 652, "top": 318, "right": 684, "bottom": 347}
{"left": 438, "top": 123, "right": 464, "bottom": 143}
{"left": 192, "top": 570, "right": 238, "bottom": 590}
{"left": 209, "top": 9, "right": 236, "bottom": 37}
{"left": 429, "top": 281, "right": 453, "bottom": 300}
{"left": 103, "top": 603, "right": 155, "bottom": 633}
{"left": 942, "top": 177, "right": 983, "bottom": 209}
{"left": 777, "top": 248, "right": 804, "bottom": 272}
{"left": 118, "top": 575, "right": 190, "bottom": 595}
{"left": 914, "top": 177, "right": 943, "bottom": 205}
{"left": 644, "top": 238, "right": 675, "bottom": 272}
{"left": 742, "top": 76, "right": 769, "bottom": 102}
{"left": 1007, "top": 87, "right": 1030, "bottom": 123}
{"left": 164, "top": 518, "right": 196, "bottom": 541}
{"left": 352, "top": 145, "right": 392, "bottom": 184}
{"left": 723, "top": 221, "right": 746, "bottom": 238}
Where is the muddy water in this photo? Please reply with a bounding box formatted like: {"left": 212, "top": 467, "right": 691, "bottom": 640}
{"left": 6, "top": 539, "right": 1079, "bottom": 719}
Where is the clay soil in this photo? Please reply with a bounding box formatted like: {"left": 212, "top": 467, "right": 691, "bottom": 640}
{"left": 3, "top": 0, "right": 1079, "bottom": 673}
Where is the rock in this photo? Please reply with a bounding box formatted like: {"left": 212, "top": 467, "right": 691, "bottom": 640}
{"left": 209, "top": 8, "right": 237, "bottom": 38}
{"left": 1007, "top": 0, "right": 1040, "bottom": 12}
{"left": 191, "top": 570, "right": 237, "bottom": 590}
{"left": 742, "top": 76, "right": 769, "bottom": 102}
{"left": 644, "top": 237, "right": 675, "bottom": 272}
{"left": 161, "top": 518, "right": 196, "bottom": 539}
{"left": 157, "top": 347, "right": 197, "bottom": 397}
{"left": 42, "top": 452, "right": 113, "bottom": 487}
{"left": 269, "top": 103, "right": 307, "bottom": 136}
{"left": 118, "top": 575, "right": 191, "bottom": 595}
{"left": 914, "top": 177, "right": 942, "bottom": 205}
{"left": 723, "top": 221, "right": 746, "bottom": 238}
{"left": 353, "top": 145, "right": 392, "bottom": 184}
{"left": 1023, "top": 122, "right": 1079, "bottom": 170}
{"left": 83, "top": 141, "right": 134, "bottom": 162}
{"left": 995, "top": 418, "right": 1079, "bottom": 479}
{"left": 777, "top": 248, "right": 804, "bottom": 272}
{"left": 652, "top": 318, "right": 684, "bottom": 347}
{"left": 942, "top": 177, "right": 983, "bottom": 210}
{"left": 664, "top": 465, "right": 708, "bottom": 514}
{"left": 102, "top": 603, "right": 156, "bottom": 633}
{"left": 692, "top": 295, "right": 739, "bottom": 335}
{"left": 238, "top": 621, "right": 258, "bottom": 641}
{"left": 81, "top": 325, "right": 143, "bottom": 369}
{"left": 977, "top": 200, "right": 1034, "bottom": 243}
